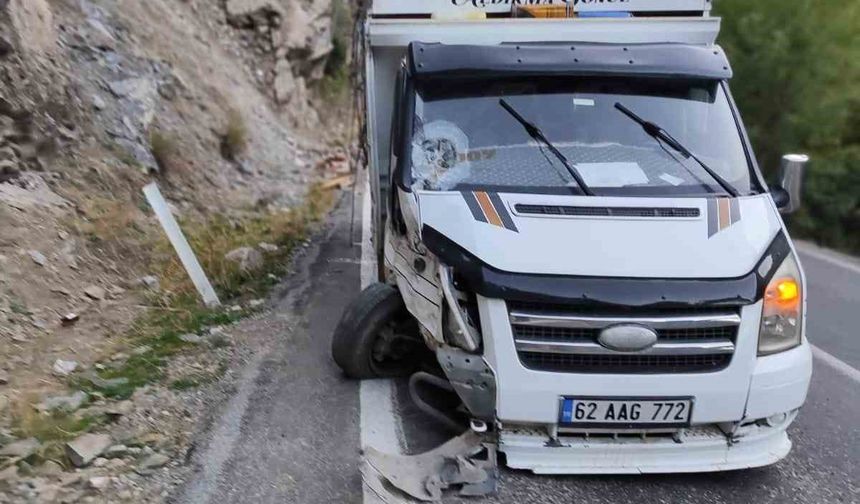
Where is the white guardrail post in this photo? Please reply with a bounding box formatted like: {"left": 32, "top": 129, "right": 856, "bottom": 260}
{"left": 143, "top": 183, "right": 221, "bottom": 308}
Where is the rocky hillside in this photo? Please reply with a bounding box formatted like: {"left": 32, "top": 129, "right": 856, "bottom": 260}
{"left": 0, "top": 0, "right": 349, "bottom": 501}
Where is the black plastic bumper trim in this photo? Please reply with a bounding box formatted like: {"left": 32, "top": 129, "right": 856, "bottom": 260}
{"left": 421, "top": 225, "right": 789, "bottom": 309}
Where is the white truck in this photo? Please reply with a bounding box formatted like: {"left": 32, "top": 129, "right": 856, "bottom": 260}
{"left": 333, "top": 0, "right": 813, "bottom": 481}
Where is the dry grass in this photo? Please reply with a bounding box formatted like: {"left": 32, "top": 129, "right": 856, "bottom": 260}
{"left": 105, "top": 140, "right": 143, "bottom": 169}
{"left": 170, "top": 363, "right": 227, "bottom": 391}
{"left": 6, "top": 395, "right": 101, "bottom": 469}
{"left": 74, "top": 198, "right": 143, "bottom": 241}
{"left": 67, "top": 196, "right": 155, "bottom": 264}
{"left": 154, "top": 183, "right": 334, "bottom": 302}
{"left": 150, "top": 129, "right": 180, "bottom": 175}
{"left": 220, "top": 109, "right": 248, "bottom": 160}
{"left": 9, "top": 398, "right": 93, "bottom": 443}
{"left": 76, "top": 184, "right": 336, "bottom": 399}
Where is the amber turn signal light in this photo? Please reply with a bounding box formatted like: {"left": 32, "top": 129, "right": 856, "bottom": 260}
{"left": 774, "top": 279, "right": 800, "bottom": 304}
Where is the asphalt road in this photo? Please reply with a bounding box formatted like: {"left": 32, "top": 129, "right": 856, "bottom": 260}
{"left": 797, "top": 243, "right": 860, "bottom": 370}
{"left": 175, "top": 192, "right": 859, "bottom": 504}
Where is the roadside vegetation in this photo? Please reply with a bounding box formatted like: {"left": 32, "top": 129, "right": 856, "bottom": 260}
{"left": 7, "top": 396, "right": 104, "bottom": 469}
{"left": 149, "top": 129, "right": 181, "bottom": 175}
{"left": 319, "top": 0, "right": 352, "bottom": 104}
{"left": 716, "top": 0, "right": 860, "bottom": 253}
{"left": 73, "top": 184, "right": 335, "bottom": 401}
{"left": 220, "top": 108, "right": 248, "bottom": 161}
{"left": 314, "top": 0, "right": 355, "bottom": 145}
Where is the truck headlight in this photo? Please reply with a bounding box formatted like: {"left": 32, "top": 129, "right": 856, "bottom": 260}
{"left": 758, "top": 254, "right": 803, "bottom": 356}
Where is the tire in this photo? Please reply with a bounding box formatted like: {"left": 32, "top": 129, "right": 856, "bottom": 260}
{"left": 331, "top": 283, "right": 420, "bottom": 379}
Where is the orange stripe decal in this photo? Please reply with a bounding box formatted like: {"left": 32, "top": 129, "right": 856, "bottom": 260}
{"left": 475, "top": 191, "right": 503, "bottom": 227}
{"left": 718, "top": 198, "right": 731, "bottom": 230}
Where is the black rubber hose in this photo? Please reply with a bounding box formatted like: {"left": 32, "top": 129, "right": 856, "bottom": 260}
{"left": 408, "top": 371, "right": 465, "bottom": 432}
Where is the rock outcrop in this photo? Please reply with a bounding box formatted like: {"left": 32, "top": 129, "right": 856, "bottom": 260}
{"left": 221, "top": 0, "right": 334, "bottom": 113}
{"left": 7, "top": 0, "right": 56, "bottom": 55}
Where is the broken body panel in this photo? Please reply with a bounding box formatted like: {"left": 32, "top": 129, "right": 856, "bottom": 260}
{"left": 361, "top": 0, "right": 811, "bottom": 475}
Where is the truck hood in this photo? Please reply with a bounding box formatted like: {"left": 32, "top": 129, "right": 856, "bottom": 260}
{"left": 417, "top": 191, "right": 782, "bottom": 279}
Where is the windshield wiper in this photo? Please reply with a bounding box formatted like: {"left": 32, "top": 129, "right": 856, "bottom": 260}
{"left": 614, "top": 102, "right": 740, "bottom": 197}
{"left": 499, "top": 99, "right": 594, "bottom": 196}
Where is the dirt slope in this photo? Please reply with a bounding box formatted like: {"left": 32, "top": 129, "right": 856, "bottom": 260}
{"left": 0, "top": 0, "right": 349, "bottom": 500}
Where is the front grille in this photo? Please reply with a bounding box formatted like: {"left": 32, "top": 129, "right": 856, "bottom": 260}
{"left": 512, "top": 325, "right": 737, "bottom": 343}
{"left": 510, "top": 304, "right": 739, "bottom": 374}
{"left": 513, "top": 325, "right": 595, "bottom": 342}
{"left": 519, "top": 352, "right": 732, "bottom": 374}
{"left": 515, "top": 204, "right": 700, "bottom": 218}
{"left": 659, "top": 326, "right": 737, "bottom": 341}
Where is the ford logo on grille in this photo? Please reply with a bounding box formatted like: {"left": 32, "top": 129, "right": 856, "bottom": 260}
{"left": 597, "top": 325, "right": 658, "bottom": 352}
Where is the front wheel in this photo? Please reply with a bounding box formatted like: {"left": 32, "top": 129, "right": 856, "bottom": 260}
{"left": 331, "top": 283, "right": 421, "bottom": 379}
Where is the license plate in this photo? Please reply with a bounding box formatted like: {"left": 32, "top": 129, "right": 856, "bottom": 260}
{"left": 559, "top": 397, "right": 693, "bottom": 427}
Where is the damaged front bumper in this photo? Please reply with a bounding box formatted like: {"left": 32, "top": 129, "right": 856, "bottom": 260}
{"left": 500, "top": 411, "right": 797, "bottom": 474}
{"left": 363, "top": 431, "right": 498, "bottom": 502}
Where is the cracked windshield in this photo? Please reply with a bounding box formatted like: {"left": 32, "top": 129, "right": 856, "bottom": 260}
{"left": 412, "top": 78, "right": 755, "bottom": 196}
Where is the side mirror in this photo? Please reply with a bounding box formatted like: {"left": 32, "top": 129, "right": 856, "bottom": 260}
{"left": 771, "top": 154, "right": 808, "bottom": 214}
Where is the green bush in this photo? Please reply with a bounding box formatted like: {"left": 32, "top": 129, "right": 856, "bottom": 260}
{"left": 716, "top": 0, "right": 860, "bottom": 253}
